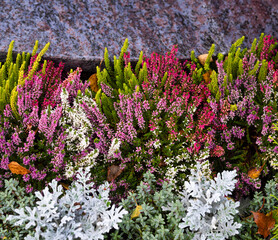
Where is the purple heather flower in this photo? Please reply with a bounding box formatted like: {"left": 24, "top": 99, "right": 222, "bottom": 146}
{"left": 100, "top": 82, "right": 114, "bottom": 98}
{"left": 25, "top": 184, "right": 33, "bottom": 193}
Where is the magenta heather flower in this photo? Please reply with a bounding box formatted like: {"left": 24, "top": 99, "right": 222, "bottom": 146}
{"left": 206, "top": 35, "right": 278, "bottom": 199}
{"left": 25, "top": 184, "right": 33, "bottom": 193}
{"left": 0, "top": 59, "right": 69, "bottom": 192}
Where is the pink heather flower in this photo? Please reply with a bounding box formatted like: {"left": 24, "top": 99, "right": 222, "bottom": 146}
{"left": 11, "top": 131, "right": 22, "bottom": 145}
{"left": 25, "top": 184, "right": 33, "bottom": 193}
{"left": 22, "top": 174, "right": 30, "bottom": 182}
{"left": 3, "top": 105, "right": 13, "bottom": 118}
{"left": 23, "top": 130, "right": 36, "bottom": 152}
{"left": 227, "top": 142, "right": 235, "bottom": 150}
{"left": 23, "top": 156, "right": 30, "bottom": 165}
{"left": 193, "top": 142, "right": 201, "bottom": 153}
{"left": 0, "top": 156, "right": 9, "bottom": 170}
{"left": 100, "top": 82, "right": 114, "bottom": 98}
{"left": 211, "top": 145, "right": 225, "bottom": 157}
{"left": 256, "top": 137, "right": 263, "bottom": 146}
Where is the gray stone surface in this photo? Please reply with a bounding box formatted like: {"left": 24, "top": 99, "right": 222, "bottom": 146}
{"left": 0, "top": 0, "right": 278, "bottom": 74}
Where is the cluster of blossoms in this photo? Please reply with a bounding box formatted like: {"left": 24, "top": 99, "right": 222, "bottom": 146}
{"left": 1, "top": 35, "right": 278, "bottom": 207}
{"left": 0, "top": 57, "right": 65, "bottom": 192}
{"left": 207, "top": 35, "right": 278, "bottom": 199}
{"left": 90, "top": 45, "right": 218, "bottom": 196}
{"left": 0, "top": 59, "right": 115, "bottom": 193}
{"left": 1, "top": 36, "right": 278, "bottom": 239}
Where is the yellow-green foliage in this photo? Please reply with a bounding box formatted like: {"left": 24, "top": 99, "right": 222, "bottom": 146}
{"left": 258, "top": 59, "right": 268, "bottom": 82}
{"left": 248, "top": 60, "right": 260, "bottom": 76}
{"left": 256, "top": 33, "right": 265, "bottom": 57}
{"left": 0, "top": 41, "right": 30, "bottom": 113}
{"left": 204, "top": 44, "right": 215, "bottom": 72}
{"left": 223, "top": 36, "right": 247, "bottom": 81}
{"left": 208, "top": 70, "right": 220, "bottom": 100}
{"left": 0, "top": 40, "right": 50, "bottom": 117}
{"left": 25, "top": 42, "right": 50, "bottom": 83}
{"left": 95, "top": 39, "right": 147, "bottom": 125}
{"left": 250, "top": 38, "right": 257, "bottom": 54}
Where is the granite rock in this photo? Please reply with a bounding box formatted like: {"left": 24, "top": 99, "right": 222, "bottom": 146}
{"left": 0, "top": 0, "right": 277, "bottom": 76}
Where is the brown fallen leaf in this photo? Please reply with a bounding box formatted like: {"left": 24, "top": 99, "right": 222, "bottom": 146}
{"left": 60, "top": 182, "right": 69, "bottom": 190}
{"left": 203, "top": 70, "right": 212, "bottom": 84}
{"left": 88, "top": 59, "right": 103, "bottom": 93}
{"left": 107, "top": 165, "right": 123, "bottom": 182}
{"left": 251, "top": 211, "right": 275, "bottom": 239}
{"left": 88, "top": 73, "right": 98, "bottom": 93}
{"left": 248, "top": 162, "right": 266, "bottom": 179}
{"left": 198, "top": 54, "right": 212, "bottom": 66}
{"left": 8, "top": 161, "right": 31, "bottom": 175}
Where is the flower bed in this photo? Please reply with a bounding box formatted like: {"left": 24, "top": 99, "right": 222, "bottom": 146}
{"left": 0, "top": 34, "right": 277, "bottom": 239}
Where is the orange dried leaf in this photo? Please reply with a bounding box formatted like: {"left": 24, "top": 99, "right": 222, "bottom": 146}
{"left": 202, "top": 70, "right": 212, "bottom": 84}
{"left": 88, "top": 73, "right": 98, "bottom": 93}
{"left": 8, "top": 161, "right": 31, "bottom": 175}
{"left": 251, "top": 211, "right": 275, "bottom": 239}
{"left": 131, "top": 205, "right": 142, "bottom": 219}
{"left": 107, "top": 165, "right": 123, "bottom": 182}
{"left": 248, "top": 162, "right": 266, "bottom": 179}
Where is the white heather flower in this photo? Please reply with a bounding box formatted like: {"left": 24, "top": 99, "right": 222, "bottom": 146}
{"left": 65, "top": 163, "right": 74, "bottom": 179}
{"left": 60, "top": 88, "right": 70, "bottom": 109}
{"left": 200, "top": 160, "right": 212, "bottom": 178}
{"left": 153, "top": 140, "right": 161, "bottom": 149}
{"left": 108, "top": 138, "right": 121, "bottom": 158}
{"left": 78, "top": 149, "right": 99, "bottom": 167}
{"left": 199, "top": 148, "right": 210, "bottom": 161}
{"left": 60, "top": 89, "right": 93, "bottom": 152}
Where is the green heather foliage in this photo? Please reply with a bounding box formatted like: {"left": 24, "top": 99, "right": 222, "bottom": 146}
{"left": 194, "top": 34, "right": 278, "bottom": 199}
{"left": 0, "top": 41, "right": 49, "bottom": 116}
{"left": 0, "top": 178, "right": 36, "bottom": 239}
{"left": 95, "top": 38, "right": 147, "bottom": 126}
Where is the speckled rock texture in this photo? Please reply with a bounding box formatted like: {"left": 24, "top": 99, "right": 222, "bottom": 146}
{"left": 0, "top": 0, "right": 278, "bottom": 73}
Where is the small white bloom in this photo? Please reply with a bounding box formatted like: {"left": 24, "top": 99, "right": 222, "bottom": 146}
{"left": 65, "top": 163, "right": 74, "bottom": 179}
{"left": 108, "top": 138, "right": 121, "bottom": 157}
{"left": 153, "top": 140, "right": 161, "bottom": 149}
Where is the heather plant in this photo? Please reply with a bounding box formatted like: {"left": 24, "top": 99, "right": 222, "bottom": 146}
{"left": 268, "top": 122, "right": 278, "bottom": 180}
{"left": 0, "top": 56, "right": 68, "bottom": 192}
{"left": 95, "top": 38, "right": 147, "bottom": 127}
{"left": 0, "top": 178, "right": 36, "bottom": 239}
{"left": 7, "top": 166, "right": 127, "bottom": 240}
{"left": 197, "top": 34, "right": 278, "bottom": 199}
{"left": 0, "top": 40, "right": 49, "bottom": 115}
{"left": 140, "top": 46, "right": 216, "bottom": 188}
{"left": 89, "top": 40, "right": 216, "bottom": 200}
